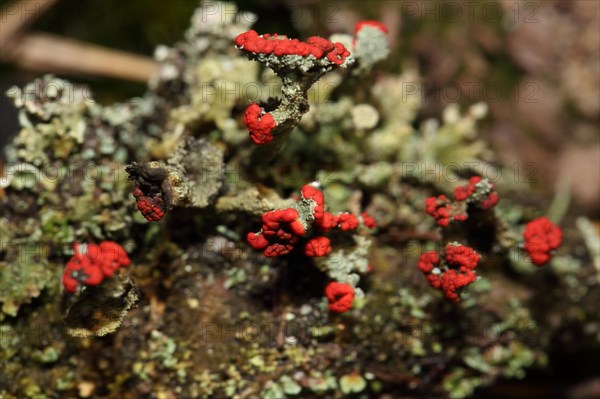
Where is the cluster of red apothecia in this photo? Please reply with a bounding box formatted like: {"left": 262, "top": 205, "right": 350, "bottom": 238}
{"left": 62, "top": 241, "right": 130, "bottom": 293}
{"left": 419, "top": 176, "right": 562, "bottom": 302}
{"left": 425, "top": 176, "right": 499, "bottom": 227}
{"left": 238, "top": 21, "right": 386, "bottom": 145}
{"left": 417, "top": 244, "right": 480, "bottom": 303}
{"left": 247, "top": 184, "right": 376, "bottom": 312}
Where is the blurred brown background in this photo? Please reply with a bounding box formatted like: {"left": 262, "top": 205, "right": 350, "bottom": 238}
{"left": 1, "top": 0, "right": 598, "bottom": 216}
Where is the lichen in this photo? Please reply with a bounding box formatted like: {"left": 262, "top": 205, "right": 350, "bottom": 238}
{"left": 0, "top": 1, "right": 597, "bottom": 399}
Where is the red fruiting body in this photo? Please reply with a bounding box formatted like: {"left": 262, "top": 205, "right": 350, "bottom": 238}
{"left": 262, "top": 208, "right": 306, "bottom": 237}
{"left": 417, "top": 250, "right": 440, "bottom": 274}
{"left": 247, "top": 184, "right": 374, "bottom": 259}
{"left": 523, "top": 217, "right": 562, "bottom": 266}
{"left": 246, "top": 232, "right": 269, "bottom": 250}
{"left": 73, "top": 242, "right": 101, "bottom": 262}
{"left": 325, "top": 282, "right": 355, "bottom": 313}
{"left": 243, "top": 103, "right": 277, "bottom": 144}
{"left": 453, "top": 213, "right": 468, "bottom": 222}
{"left": 63, "top": 241, "right": 131, "bottom": 293}
{"left": 454, "top": 176, "right": 499, "bottom": 210}
{"left": 264, "top": 243, "right": 294, "bottom": 257}
{"left": 234, "top": 30, "right": 259, "bottom": 49}
{"left": 426, "top": 273, "right": 442, "bottom": 289}
{"left": 417, "top": 245, "right": 480, "bottom": 302}
{"left": 337, "top": 213, "right": 359, "bottom": 231}
{"left": 469, "top": 175, "right": 482, "bottom": 185}
{"left": 301, "top": 184, "right": 325, "bottom": 220}
{"left": 247, "top": 208, "right": 306, "bottom": 257}
{"left": 425, "top": 194, "right": 469, "bottom": 226}
{"left": 454, "top": 176, "right": 481, "bottom": 201}
{"left": 480, "top": 192, "right": 499, "bottom": 210}
{"left": 361, "top": 212, "right": 376, "bottom": 228}
{"left": 307, "top": 36, "right": 335, "bottom": 57}
{"left": 133, "top": 187, "right": 165, "bottom": 222}
{"left": 355, "top": 20, "right": 389, "bottom": 34}
{"left": 235, "top": 30, "right": 350, "bottom": 65}
{"left": 326, "top": 42, "right": 351, "bottom": 65}
{"left": 305, "top": 236, "right": 332, "bottom": 257}
{"left": 425, "top": 195, "right": 452, "bottom": 227}
{"left": 63, "top": 244, "right": 105, "bottom": 293}
{"left": 440, "top": 269, "right": 477, "bottom": 302}
{"left": 316, "top": 211, "right": 339, "bottom": 232}
{"left": 98, "top": 241, "right": 131, "bottom": 277}
{"left": 445, "top": 244, "right": 480, "bottom": 271}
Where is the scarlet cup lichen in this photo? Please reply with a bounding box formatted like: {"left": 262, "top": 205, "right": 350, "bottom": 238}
{"left": 246, "top": 183, "right": 375, "bottom": 309}
{"left": 301, "top": 184, "right": 325, "bottom": 221}
{"left": 235, "top": 30, "right": 350, "bottom": 65}
{"left": 243, "top": 103, "right": 277, "bottom": 145}
{"left": 360, "top": 213, "right": 377, "bottom": 229}
{"left": 425, "top": 176, "right": 499, "bottom": 227}
{"left": 337, "top": 213, "right": 359, "bottom": 231}
{"left": 417, "top": 250, "right": 440, "bottom": 274}
{"left": 425, "top": 195, "right": 467, "bottom": 227}
{"left": 316, "top": 212, "right": 339, "bottom": 232}
{"left": 246, "top": 184, "right": 372, "bottom": 257}
{"left": 235, "top": 29, "right": 354, "bottom": 146}
{"left": 355, "top": 20, "right": 389, "bottom": 34}
{"left": 325, "top": 281, "right": 355, "bottom": 313}
{"left": 453, "top": 176, "right": 499, "bottom": 210}
{"left": 445, "top": 244, "right": 480, "bottom": 270}
{"left": 62, "top": 241, "right": 131, "bottom": 293}
{"left": 132, "top": 187, "right": 166, "bottom": 222}
{"left": 523, "top": 217, "right": 562, "bottom": 266}
{"left": 62, "top": 243, "right": 105, "bottom": 293}
{"left": 352, "top": 20, "right": 390, "bottom": 74}
{"left": 454, "top": 177, "right": 478, "bottom": 201}
{"left": 246, "top": 208, "right": 306, "bottom": 257}
{"left": 305, "top": 236, "right": 332, "bottom": 257}
{"left": 425, "top": 195, "right": 452, "bottom": 227}
{"left": 99, "top": 241, "right": 132, "bottom": 277}
{"left": 417, "top": 244, "right": 480, "bottom": 302}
